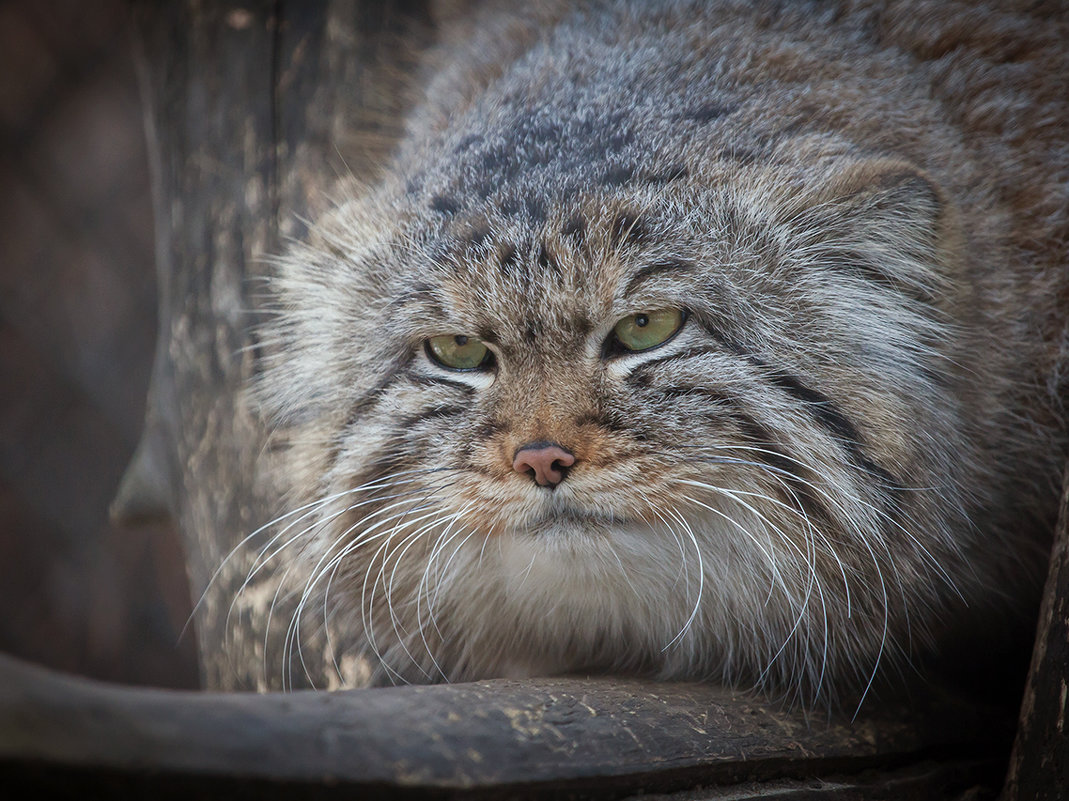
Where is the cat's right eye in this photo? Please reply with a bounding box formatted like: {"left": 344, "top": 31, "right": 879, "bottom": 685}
{"left": 425, "top": 334, "right": 494, "bottom": 370}
{"left": 607, "top": 308, "right": 685, "bottom": 354}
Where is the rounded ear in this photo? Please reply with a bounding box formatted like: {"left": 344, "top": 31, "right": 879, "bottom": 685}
{"left": 790, "top": 160, "right": 961, "bottom": 304}
{"left": 819, "top": 159, "right": 944, "bottom": 228}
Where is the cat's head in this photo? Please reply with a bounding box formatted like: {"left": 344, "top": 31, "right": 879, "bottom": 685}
{"left": 255, "top": 131, "right": 990, "bottom": 707}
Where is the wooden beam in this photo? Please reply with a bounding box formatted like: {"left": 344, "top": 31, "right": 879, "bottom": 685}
{"left": 127, "top": 0, "right": 427, "bottom": 691}
{"left": 0, "top": 654, "right": 1009, "bottom": 798}
{"left": 1002, "top": 460, "right": 1069, "bottom": 801}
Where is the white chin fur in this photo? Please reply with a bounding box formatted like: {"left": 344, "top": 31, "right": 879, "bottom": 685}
{"left": 450, "top": 514, "right": 729, "bottom": 671}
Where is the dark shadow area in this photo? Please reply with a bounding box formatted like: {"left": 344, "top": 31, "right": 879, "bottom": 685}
{"left": 0, "top": 0, "right": 198, "bottom": 689}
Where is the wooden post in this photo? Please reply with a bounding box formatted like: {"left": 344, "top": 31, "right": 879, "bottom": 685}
{"left": 127, "top": 0, "right": 425, "bottom": 690}
{"left": 1002, "top": 460, "right": 1069, "bottom": 801}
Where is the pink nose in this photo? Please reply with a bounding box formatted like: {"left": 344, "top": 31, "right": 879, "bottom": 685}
{"left": 512, "top": 442, "right": 576, "bottom": 487}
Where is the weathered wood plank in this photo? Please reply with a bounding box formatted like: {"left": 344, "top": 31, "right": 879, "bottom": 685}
{"left": 0, "top": 654, "right": 1008, "bottom": 799}
{"left": 1002, "top": 459, "right": 1069, "bottom": 801}
{"left": 130, "top": 0, "right": 426, "bottom": 691}
{"left": 130, "top": 0, "right": 279, "bottom": 691}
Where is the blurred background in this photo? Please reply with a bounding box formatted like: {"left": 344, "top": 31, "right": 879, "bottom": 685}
{"left": 0, "top": 0, "right": 199, "bottom": 689}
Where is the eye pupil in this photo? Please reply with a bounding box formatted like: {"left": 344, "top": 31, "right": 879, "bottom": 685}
{"left": 426, "top": 334, "right": 491, "bottom": 370}
{"left": 607, "top": 308, "right": 685, "bottom": 356}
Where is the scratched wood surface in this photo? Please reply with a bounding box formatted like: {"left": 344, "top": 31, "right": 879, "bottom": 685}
{"left": 126, "top": 0, "right": 428, "bottom": 693}
{"left": 1002, "top": 460, "right": 1069, "bottom": 801}
{"left": 0, "top": 653, "right": 1012, "bottom": 799}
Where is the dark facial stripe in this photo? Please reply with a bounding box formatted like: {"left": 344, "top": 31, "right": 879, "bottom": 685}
{"left": 640, "top": 383, "right": 735, "bottom": 406}
{"left": 623, "top": 259, "right": 696, "bottom": 296}
{"left": 339, "top": 446, "right": 414, "bottom": 498}
{"left": 342, "top": 358, "right": 410, "bottom": 430}
{"left": 760, "top": 364, "right": 862, "bottom": 445}
{"left": 574, "top": 410, "right": 630, "bottom": 433}
{"left": 655, "top": 328, "right": 870, "bottom": 469}
{"left": 640, "top": 327, "right": 906, "bottom": 508}
{"left": 408, "top": 372, "right": 479, "bottom": 394}
{"left": 634, "top": 362, "right": 843, "bottom": 535}
{"left": 474, "top": 418, "right": 511, "bottom": 440}
{"left": 399, "top": 404, "right": 468, "bottom": 430}
{"left": 854, "top": 457, "right": 906, "bottom": 513}
{"left": 328, "top": 357, "right": 418, "bottom": 470}
{"left": 727, "top": 413, "right": 843, "bottom": 535}
{"left": 625, "top": 345, "right": 720, "bottom": 374}
{"left": 822, "top": 252, "right": 938, "bottom": 306}
{"left": 749, "top": 357, "right": 906, "bottom": 505}
{"left": 674, "top": 387, "right": 841, "bottom": 531}
{"left": 693, "top": 315, "right": 749, "bottom": 356}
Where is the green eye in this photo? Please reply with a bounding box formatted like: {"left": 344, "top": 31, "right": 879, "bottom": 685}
{"left": 612, "top": 309, "right": 684, "bottom": 352}
{"left": 426, "top": 334, "right": 492, "bottom": 370}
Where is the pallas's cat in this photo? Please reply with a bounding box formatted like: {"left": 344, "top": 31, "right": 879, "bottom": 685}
{"left": 252, "top": 0, "right": 1068, "bottom": 707}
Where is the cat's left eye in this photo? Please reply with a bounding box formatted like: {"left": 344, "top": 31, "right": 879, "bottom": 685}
{"left": 610, "top": 308, "right": 685, "bottom": 353}
{"left": 425, "top": 334, "right": 494, "bottom": 370}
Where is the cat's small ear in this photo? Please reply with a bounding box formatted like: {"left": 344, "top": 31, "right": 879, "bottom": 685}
{"left": 789, "top": 159, "right": 962, "bottom": 302}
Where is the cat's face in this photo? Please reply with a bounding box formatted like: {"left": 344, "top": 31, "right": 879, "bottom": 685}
{"left": 259, "top": 141, "right": 976, "bottom": 705}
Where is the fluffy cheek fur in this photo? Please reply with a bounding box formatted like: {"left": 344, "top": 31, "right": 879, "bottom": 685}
{"left": 250, "top": 157, "right": 991, "bottom": 708}
{"left": 289, "top": 330, "right": 961, "bottom": 706}
{"left": 304, "top": 447, "right": 926, "bottom": 705}
{"left": 239, "top": 0, "right": 1068, "bottom": 710}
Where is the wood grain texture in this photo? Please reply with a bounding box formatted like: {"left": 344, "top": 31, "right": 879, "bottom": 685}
{"left": 130, "top": 0, "right": 426, "bottom": 693}
{"left": 131, "top": 0, "right": 280, "bottom": 691}
{"left": 1002, "top": 459, "right": 1069, "bottom": 801}
{"left": 0, "top": 653, "right": 1009, "bottom": 799}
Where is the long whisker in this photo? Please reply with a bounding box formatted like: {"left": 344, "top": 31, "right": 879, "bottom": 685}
{"left": 659, "top": 506, "right": 704, "bottom": 651}
{"left": 427, "top": 527, "right": 480, "bottom": 637}
{"left": 416, "top": 503, "right": 476, "bottom": 678}
{"left": 280, "top": 481, "right": 455, "bottom": 688}
{"left": 304, "top": 499, "right": 451, "bottom": 685}
{"left": 678, "top": 443, "right": 960, "bottom": 599}
{"left": 383, "top": 508, "right": 468, "bottom": 679}
{"left": 672, "top": 452, "right": 897, "bottom": 704}
{"left": 214, "top": 467, "right": 459, "bottom": 681}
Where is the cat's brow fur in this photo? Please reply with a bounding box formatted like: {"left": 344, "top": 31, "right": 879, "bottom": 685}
{"left": 253, "top": 0, "right": 1068, "bottom": 708}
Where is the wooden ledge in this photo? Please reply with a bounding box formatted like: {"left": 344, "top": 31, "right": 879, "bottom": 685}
{"left": 0, "top": 654, "right": 1011, "bottom": 799}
